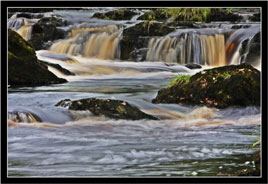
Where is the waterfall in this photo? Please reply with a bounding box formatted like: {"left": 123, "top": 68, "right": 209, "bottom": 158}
{"left": 8, "top": 17, "right": 35, "bottom": 41}
{"left": 49, "top": 24, "right": 122, "bottom": 60}
{"left": 146, "top": 33, "right": 227, "bottom": 66}
{"left": 146, "top": 25, "right": 260, "bottom": 66}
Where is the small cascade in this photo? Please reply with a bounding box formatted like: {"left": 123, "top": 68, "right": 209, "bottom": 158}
{"left": 146, "top": 24, "right": 260, "bottom": 66}
{"left": 146, "top": 33, "right": 226, "bottom": 66}
{"left": 8, "top": 17, "right": 36, "bottom": 41}
{"left": 49, "top": 24, "right": 122, "bottom": 60}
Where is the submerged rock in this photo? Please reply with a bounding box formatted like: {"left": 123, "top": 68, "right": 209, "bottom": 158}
{"left": 8, "top": 29, "right": 67, "bottom": 86}
{"left": 92, "top": 9, "right": 138, "bottom": 20}
{"left": 185, "top": 63, "right": 202, "bottom": 69}
{"left": 8, "top": 110, "right": 41, "bottom": 123}
{"left": 129, "top": 48, "right": 149, "bottom": 62}
{"left": 152, "top": 64, "right": 260, "bottom": 108}
{"left": 56, "top": 98, "right": 158, "bottom": 120}
{"left": 39, "top": 60, "right": 75, "bottom": 76}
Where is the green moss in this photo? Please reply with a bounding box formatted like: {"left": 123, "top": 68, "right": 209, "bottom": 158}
{"left": 168, "top": 75, "right": 191, "bottom": 87}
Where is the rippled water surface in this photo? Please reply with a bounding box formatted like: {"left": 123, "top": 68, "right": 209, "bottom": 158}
{"left": 7, "top": 8, "right": 261, "bottom": 177}
{"left": 8, "top": 63, "right": 261, "bottom": 176}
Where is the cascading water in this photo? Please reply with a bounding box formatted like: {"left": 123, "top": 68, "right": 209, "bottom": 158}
{"left": 8, "top": 17, "right": 37, "bottom": 41}
{"left": 49, "top": 24, "right": 122, "bottom": 60}
{"left": 146, "top": 24, "right": 260, "bottom": 66}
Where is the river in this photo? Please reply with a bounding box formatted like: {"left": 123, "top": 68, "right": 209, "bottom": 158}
{"left": 7, "top": 8, "right": 261, "bottom": 177}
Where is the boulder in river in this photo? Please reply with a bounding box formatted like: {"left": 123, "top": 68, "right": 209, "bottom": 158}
{"left": 152, "top": 63, "right": 260, "bottom": 108}
{"left": 8, "top": 29, "right": 67, "bottom": 86}
{"left": 56, "top": 98, "right": 158, "bottom": 120}
{"left": 29, "top": 16, "right": 66, "bottom": 50}
{"left": 120, "top": 21, "right": 175, "bottom": 60}
{"left": 92, "top": 9, "right": 138, "bottom": 20}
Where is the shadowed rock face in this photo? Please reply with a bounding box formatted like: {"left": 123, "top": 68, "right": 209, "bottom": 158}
{"left": 8, "top": 29, "right": 67, "bottom": 86}
{"left": 92, "top": 9, "right": 138, "bottom": 20}
{"left": 56, "top": 98, "right": 158, "bottom": 120}
{"left": 120, "top": 22, "right": 175, "bottom": 60}
{"left": 29, "top": 16, "right": 66, "bottom": 50}
{"left": 152, "top": 63, "right": 260, "bottom": 108}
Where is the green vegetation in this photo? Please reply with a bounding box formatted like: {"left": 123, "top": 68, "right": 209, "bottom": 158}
{"left": 159, "top": 8, "right": 211, "bottom": 22}
{"left": 168, "top": 75, "right": 191, "bottom": 87}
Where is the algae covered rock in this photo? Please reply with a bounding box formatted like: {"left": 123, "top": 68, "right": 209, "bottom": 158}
{"left": 92, "top": 9, "right": 138, "bottom": 20}
{"left": 152, "top": 64, "right": 260, "bottom": 108}
{"left": 56, "top": 98, "right": 158, "bottom": 120}
{"left": 8, "top": 29, "right": 67, "bottom": 86}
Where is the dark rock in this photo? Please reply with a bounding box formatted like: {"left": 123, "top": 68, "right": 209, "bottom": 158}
{"left": 16, "top": 12, "right": 44, "bottom": 19}
{"left": 120, "top": 22, "right": 175, "bottom": 60}
{"left": 8, "top": 29, "right": 67, "bottom": 86}
{"left": 231, "top": 25, "right": 251, "bottom": 29}
{"left": 56, "top": 98, "right": 158, "bottom": 120}
{"left": 207, "top": 9, "right": 243, "bottom": 22}
{"left": 237, "top": 152, "right": 260, "bottom": 176}
{"left": 39, "top": 60, "right": 75, "bottom": 76}
{"left": 152, "top": 63, "right": 260, "bottom": 108}
{"left": 129, "top": 48, "right": 149, "bottom": 62}
{"left": 240, "top": 32, "right": 260, "bottom": 63}
{"left": 92, "top": 9, "right": 138, "bottom": 20}
{"left": 249, "top": 13, "right": 260, "bottom": 22}
{"left": 137, "top": 10, "right": 171, "bottom": 21}
{"left": 185, "top": 63, "right": 202, "bottom": 69}
{"left": 166, "top": 21, "right": 195, "bottom": 28}
{"left": 29, "top": 16, "right": 66, "bottom": 50}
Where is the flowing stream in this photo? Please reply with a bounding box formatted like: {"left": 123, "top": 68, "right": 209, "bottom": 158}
{"left": 8, "top": 8, "right": 261, "bottom": 177}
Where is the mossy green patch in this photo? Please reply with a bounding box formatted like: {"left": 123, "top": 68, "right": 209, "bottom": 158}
{"left": 168, "top": 75, "right": 191, "bottom": 87}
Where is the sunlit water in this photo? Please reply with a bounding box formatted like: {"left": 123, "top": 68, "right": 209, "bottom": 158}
{"left": 8, "top": 8, "right": 261, "bottom": 177}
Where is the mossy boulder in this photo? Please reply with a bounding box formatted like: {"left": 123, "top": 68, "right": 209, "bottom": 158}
{"left": 29, "top": 16, "right": 66, "bottom": 50}
{"left": 120, "top": 22, "right": 175, "bottom": 60}
{"left": 152, "top": 64, "right": 260, "bottom": 108}
{"left": 56, "top": 98, "right": 158, "bottom": 120}
{"left": 92, "top": 9, "right": 138, "bottom": 20}
{"left": 137, "top": 10, "right": 171, "bottom": 21}
{"left": 8, "top": 29, "right": 67, "bottom": 86}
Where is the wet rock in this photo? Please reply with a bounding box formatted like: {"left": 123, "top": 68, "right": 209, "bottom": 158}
{"left": 29, "top": 16, "right": 66, "bottom": 50}
{"left": 240, "top": 32, "right": 260, "bottom": 63}
{"left": 137, "top": 10, "right": 171, "bottom": 21}
{"left": 207, "top": 9, "right": 243, "bottom": 22}
{"left": 120, "top": 22, "right": 175, "bottom": 60}
{"left": 16, "top": 12, "right": 44, "bottom": 19}
{"left": 8, "top": 29, "right": 67, "bottom": 86}
{"left": 56, "top": 98, "right": 158, "bottom": 120}
{"left": 152, "top": 63, "right": 260, "bottom": 108}
{"left": 129, "top": 48, "right": 149, "bottom": 62}
{"left": 166, "top": 21, "right": 195, "bottom": 28}
{"left": 8, "top": 110, "right": 42, "bottom": 123}
{"left": 185, "top": 63, "right": 202, "bottom": 69}
{"left": 249, "top": 13, "right": 260, "bottom": 22}
{"left": 231, "top": 25, "right": 251, "bottom": 29}
{"left": 237, "top": 152, "right": 260, "bottom": 176}
{"left": 39, "top": 60, "right": 75, "bottom": 76}
{"left": 92, "top": 9, "right": 138, "bottom": 20}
